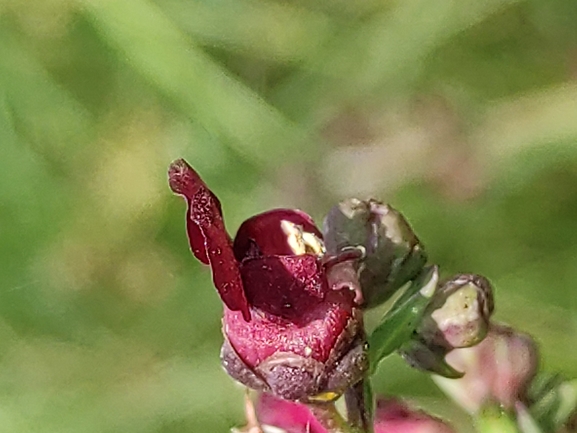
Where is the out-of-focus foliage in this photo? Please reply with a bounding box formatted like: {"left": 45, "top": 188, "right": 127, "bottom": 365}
{"left": 1, "top": 0, "right": 577, "bottom": 431}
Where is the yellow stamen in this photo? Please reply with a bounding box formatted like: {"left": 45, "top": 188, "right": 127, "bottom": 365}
{"left": 308, "top": 391, "right": 340, "bottom": 403}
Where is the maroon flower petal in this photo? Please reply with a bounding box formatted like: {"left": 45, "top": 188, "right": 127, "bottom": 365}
{"left": 224, "top": 287, "right": 354, "bottom": 366}
{"left": 240, "top": 254, "right": 326, "bottom": 321}
{"left": 234, "top": 209, "right": 323, "bottom": 259}
{"left": 168, "top": 159, "right": 250, "bottom": 321}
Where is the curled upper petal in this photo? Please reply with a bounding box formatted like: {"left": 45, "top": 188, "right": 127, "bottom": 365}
{"left": 168, "top": 159, "right": 250, "bottom": 321}
{"left": 234, "top": 209, "right": 324, "bottom": 260}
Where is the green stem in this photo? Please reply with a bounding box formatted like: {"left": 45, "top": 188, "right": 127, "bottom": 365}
{"left": 344, "top": 381, "right": 373, "bottom": 433}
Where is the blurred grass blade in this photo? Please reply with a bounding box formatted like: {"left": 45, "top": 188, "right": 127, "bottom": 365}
{"left": 475, "top": 84, "right": 577, "bottom": 188}
{"left": 0, "top": 30, "right": 92, "bottom": 160}
{"left": 273, "top": 0, "right": 522, "bottom": 119}
{"left": 479, "top": 84, "right": 577, "bottom": 159}
{"left": 368, "top": 266, "right": 438, "bottom": 371}
{"left": 0, "top": 86, "right": 75, "bottom": 332}
{"left": 79, "top": 0, "right": 306, "bottom": 168}
{"left": 162, "top": 0, "right": 333, "bottom": 63}
{"left": 0, "top": 91, "right": 17, "bottom": 148}
{"left": 330, "top": 0, "right": 524, "bottom": 93}
{"left": 529, "top": 374, "right": 577, "bottom": 432}
{"left": 555, "top": 380, "right": 577, "bottom": 429}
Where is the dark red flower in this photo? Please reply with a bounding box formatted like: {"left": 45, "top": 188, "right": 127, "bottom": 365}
{"left": 168, "top": 159, "right": 367, "bottom": 402}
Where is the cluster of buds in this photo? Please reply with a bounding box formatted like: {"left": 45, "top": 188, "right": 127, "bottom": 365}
{"left": 322, "top": 198, "right": 496, "bottom": 379}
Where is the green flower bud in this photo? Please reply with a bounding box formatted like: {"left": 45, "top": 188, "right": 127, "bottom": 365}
{"left": 323, "top": 199, "right": 427, "bottom": 308}
{"left": 398, "top": 273, "right": 494, "bottom": 378}
{"left": 419, "top": 274, "right": 494, "bottom": 350}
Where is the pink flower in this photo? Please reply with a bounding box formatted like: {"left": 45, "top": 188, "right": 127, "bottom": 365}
{"left": 434, "top": 323, "right": 538, "bottom": 413}
{"left": 256, "top": 393, "right": 326, "bottom": 433}
{"left": 168, "top": 159, "right": 367, "bottom": 402}
{"left": 256, "top": 393, "right": 456, "bottom": 433}
{"left": 373, "top": 398, "right": 455, "bottom": 433}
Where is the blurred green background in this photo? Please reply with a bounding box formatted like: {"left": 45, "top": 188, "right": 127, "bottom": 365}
{"left": 1, "top": 0, "right": 577, "bottom": 431}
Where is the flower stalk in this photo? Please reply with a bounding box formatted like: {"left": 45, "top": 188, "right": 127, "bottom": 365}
{"left": 344, "top": 380, "right": 374, "bottom": 433}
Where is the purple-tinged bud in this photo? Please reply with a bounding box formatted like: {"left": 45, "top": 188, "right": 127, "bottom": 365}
{"left": 419, "top": 274, "right": 494, "bottom": 350}
{"left": 169, "top": 159, "right": 367, "bottom": 403}
{"left": 433, "top": 323, "right": 539, "bottom": 413}
{"left": 323, "top": 199, "right": 426, "bottom": 308}
{"left": 254, "top": 393, "right": 456, "bottom": 433}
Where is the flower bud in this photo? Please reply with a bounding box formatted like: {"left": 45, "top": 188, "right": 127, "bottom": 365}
{"left": 323, "top": 199, "right": 427, "bottom": 308}
{"left": 419, "top": 274, "right": 494, "bottom": 350}
{"left": 169, "top": 159, "right": 368, "bottom": 403}
{"left": 433, "top": 323, "right": 539, "bottom": 413}
{"left": 398, "top": 273, "right": 494, "bottom": 378}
